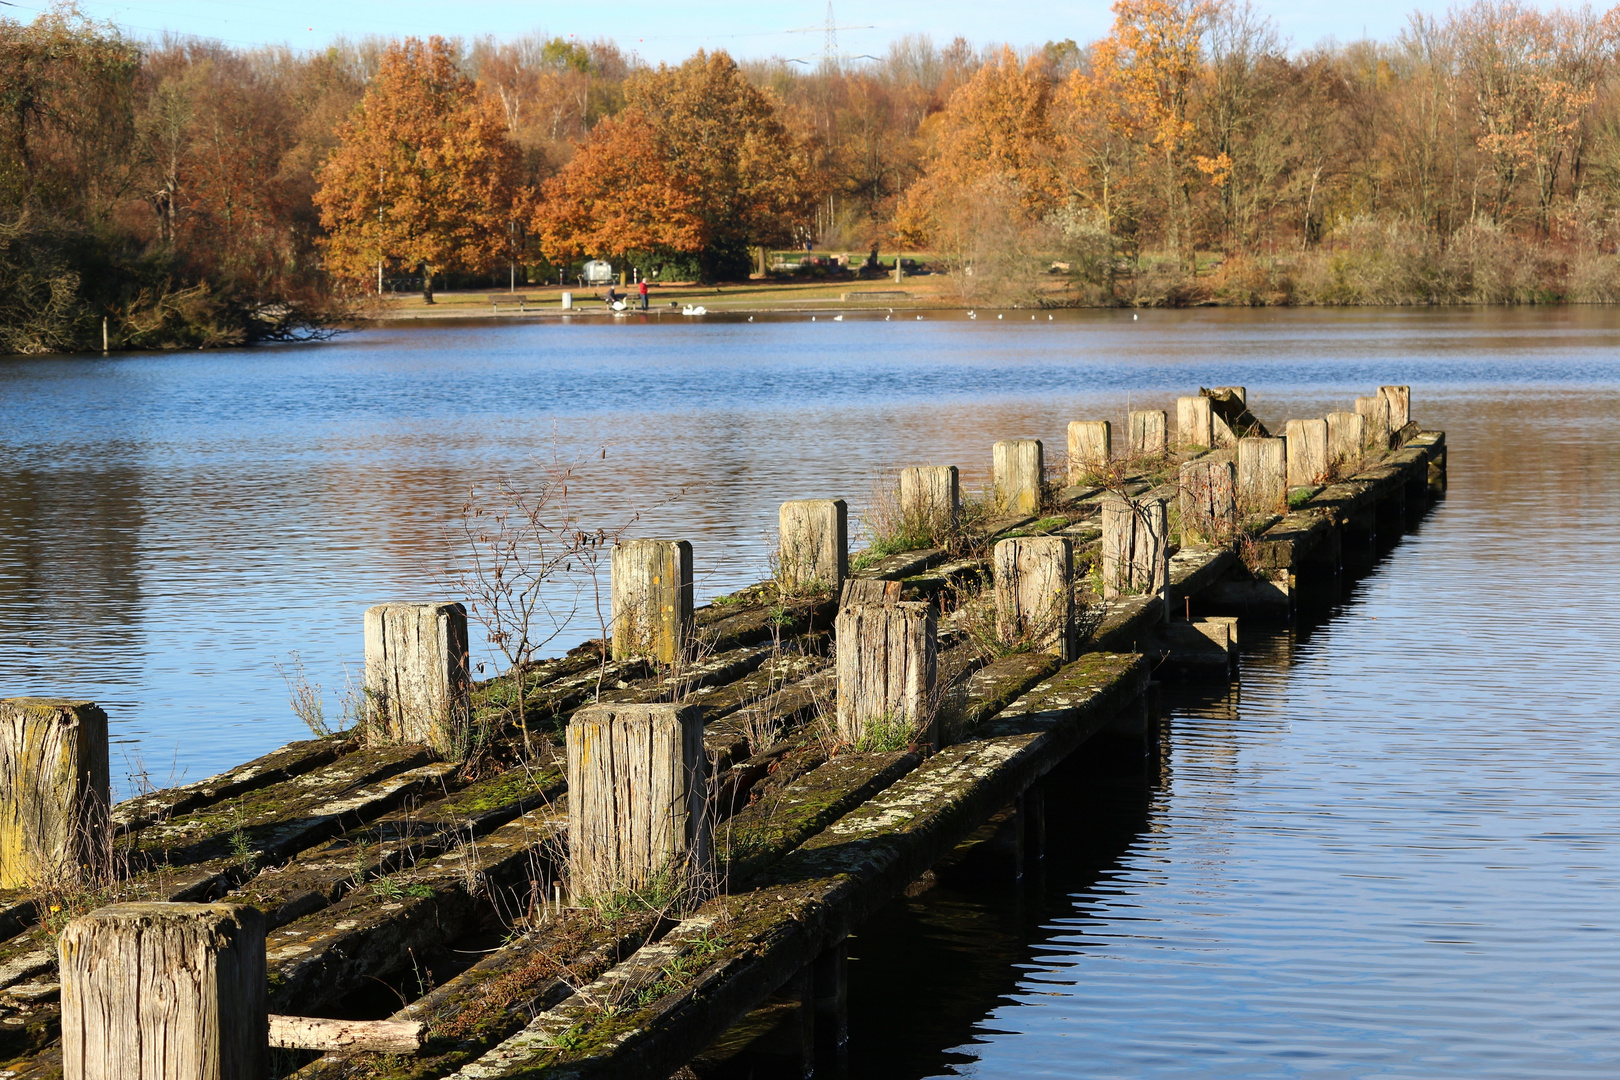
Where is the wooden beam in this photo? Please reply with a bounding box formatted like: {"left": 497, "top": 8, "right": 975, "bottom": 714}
{"left": 268, "top": 1015, "right": 426, "bottom": 1054}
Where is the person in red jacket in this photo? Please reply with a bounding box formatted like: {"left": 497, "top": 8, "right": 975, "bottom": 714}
{"left": 639, "top": 278, "right": 649, "bottom": 310}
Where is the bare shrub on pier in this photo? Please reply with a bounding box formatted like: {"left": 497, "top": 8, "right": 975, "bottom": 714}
{"left": 944, "top": 570, "right": 1103, "bottom": 665}
{"left": 441, "top": 447, "right": 667, "bottom": 760}
{"left": 856, "top": 468, "right": 1004, "bottom": 567}
{"left": 275, "top": 651, "right": 366, "bottom": 739}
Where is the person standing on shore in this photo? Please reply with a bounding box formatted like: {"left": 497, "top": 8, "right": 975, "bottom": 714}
{"left": 639, "top": 278, "right": 649, "bottom": 310}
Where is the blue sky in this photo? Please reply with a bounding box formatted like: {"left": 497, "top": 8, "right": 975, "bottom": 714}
{"left": 0, "top": 0, "right": 1559, "bottom": 60}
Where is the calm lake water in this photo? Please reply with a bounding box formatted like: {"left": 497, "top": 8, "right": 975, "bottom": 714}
{"left": 3, "top": 307, "right": 1619, "bottom": 1075}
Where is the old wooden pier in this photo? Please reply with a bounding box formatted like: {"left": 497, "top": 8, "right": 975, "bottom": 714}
{"left": 0, "top": 385, "right": 1445, "bottom": 1080}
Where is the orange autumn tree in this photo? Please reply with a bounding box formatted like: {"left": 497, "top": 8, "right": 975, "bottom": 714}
{"left": 535, "top": 50, "right": 809, "bottom": 280}
{"left": 1076, "top": 0, "right": 1215, "bottom": 267}
{"left": 532, "top": 109, "right": 703, "bottom": 266}
{"left": 315, "top": 37, "right": 522, "bottom": 301}
{"left": 895, "top": 47, "right": 1061, "bottom": 301}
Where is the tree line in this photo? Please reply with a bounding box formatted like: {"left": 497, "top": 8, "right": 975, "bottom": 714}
{"left": 6, "top": 0, "right": 1620, "bottom": 352}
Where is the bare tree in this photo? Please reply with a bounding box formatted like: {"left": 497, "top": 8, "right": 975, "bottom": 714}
{"left": 440, "top": 448, "right": 635, "bottom": 758}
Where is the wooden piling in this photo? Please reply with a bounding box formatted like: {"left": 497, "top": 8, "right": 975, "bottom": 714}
{"left": 1236, "top": 437, "right": 1288, "bottom": 515}
{"left": 610, "top": 539, "right": 694, "bottom": 666}
{"left": 1177, "top": 396, "right": 1213, "bottom": 449}
{"left": 363, "top": 603, "right": 471, "bottom": 756}
{"left": 59, "top": 902, "right": 268, "bottom": 1080}
{"left": 812, "top": 939, "right": 849, "bottom": 1068}
{"left": 1100, "top": 498, "right": 1170, "bottom": 620}
{"left": 992, "top": 536, "right": 1074, "bottom": 660}
{"left": 1066, "top": 421, "right": 1111, "bottom": 485}
{"left": 565, "top": 703, "right": 709, "bottom": 900}
{"left": 1128, "top": 409, "right": 1168, "bottom": 457}
{"left": 0, "top": 698, "right": 110, "bottom": 890}
{"left": 778, "top": 499, "right": 848, "bottom": 593}
{"left": 993, "top": 439, "right": 1044, "bottom": 515}
{"left": 1379, "top": 385, "right": 1411, "bottom": 431}
{"left": 1205, "top": 386, "right": 1248, "bottom": 446}
{"left": 1326, "top": 410, "right": 1365, "bottom": 474}
{"left": 898, "top": 465, "right": 958, "bottom": 532}
{"left": 1178, "top": 457, "right": 1237, "bottom": 544}
{"left": 1283, "top": 418, "right": 1329, "bottom": 487}
{"left": 835, "top": 602, "right": 938, "bottom": 748}
{"left": 1356, "top": 395, "right": 1391, "bottom": 449}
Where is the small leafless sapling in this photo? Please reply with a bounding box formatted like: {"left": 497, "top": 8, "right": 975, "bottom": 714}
{"left": 439, "top": 447, "right": 637, "bottom": 758}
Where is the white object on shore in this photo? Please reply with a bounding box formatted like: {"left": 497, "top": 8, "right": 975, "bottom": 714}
{"left": 682, "top": 304, "right": 707, "bottom": 316}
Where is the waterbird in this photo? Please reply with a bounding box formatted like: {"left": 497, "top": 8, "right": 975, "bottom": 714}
{"left": 916, "top": 315, "right": 923, "bottom": 320}
{"left": 812, "top": 316, "right": 817, "bottom": 321}
{"left": 747, "top": 316, "right": 754, "bottom": 322}
{"left": 968, "top": 310, "right": 976, "bottom": 319}
{"left": 833, "top": 315, "right": 844, "bottom": 321}
{"left": 1133, "top": 313, "right": 1138, "bottom": 320}
{"left": 682, "top": 304, "right": 707, "bottom": 316}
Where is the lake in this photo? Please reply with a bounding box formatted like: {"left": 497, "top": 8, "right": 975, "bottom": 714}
{"left": 3, "top": 306, "right": 1618, "bottom": 1076}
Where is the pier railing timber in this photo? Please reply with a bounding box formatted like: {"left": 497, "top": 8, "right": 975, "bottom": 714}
{"left": 0, "top": 384, "right": 1446, "bottom": 1080}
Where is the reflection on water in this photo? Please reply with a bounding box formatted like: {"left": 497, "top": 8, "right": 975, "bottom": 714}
{"left": 845, "top": 384, "right": 1620, "bottom": 1077}
{"left": 3, "top": 308, "right": 1619, "bottom": 1072}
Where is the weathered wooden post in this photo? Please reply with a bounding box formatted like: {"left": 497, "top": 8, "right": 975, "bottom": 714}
{"left": 0, "top": 699, "right": 110, "bottom": 890}
{"left": 1177, "top": 396, "right": 1213, "bottom": 449}
{"left": 993, "top": 536, "right": 1074, "bottom": 660}
{"left": 1066, "top": 421, "right": 1111, "bottom": 484}
{"left": 1178, "top": 458, "right": 1237, "bottom": 545}
{"left": 1100, "top": 498, "right": 1169, "bottom": 620}
{"left": 1356, "top": 395, "right": 1391, "bottom": 449}
{"left": 610, "top": 539, "right": 694, "bottom": 666}
{"left": 993, "top": 439, "right": 1044, "bottom": 515}
{"left": 59, "top": 902, "right": 268, "bottom": 1080}
{"left": 1206, "top": 386, "right": 1249, "bottom": 447}
{"left": 1128, "top": 410, "right": 1168, "bottom": 457}
{"left": 835, "top": 602, "right": 938, "bottom": 748}
{"left": 1236, "top": 437, "right": 1288, "bottom": 515}
{"left": 1379, "top": 385, "right": 1411, "bottom": 431}
{"left": 898, "top": 465, "right": 959, "bottom": 533}
{"left": 1283, "top": 419, "right": 1329, "bottom": 488}
{"left": 1325, "top": 410, "right": 1365, "bottom": 474}
{"left": 363, "top": 603, "right": 470, "bottom": 756}
{"left": 778, "top": 499, "right": 848, "bottom": 593}
{"left": 566, "top": 703, "right": 709, "bottom": 900}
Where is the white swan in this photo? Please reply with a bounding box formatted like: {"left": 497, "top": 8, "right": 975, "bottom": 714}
{"left": 833, "top": 315, "right": 844, "bottom": 322}
{"left": 682, "top": 304, "right": 707, "bottom": 316}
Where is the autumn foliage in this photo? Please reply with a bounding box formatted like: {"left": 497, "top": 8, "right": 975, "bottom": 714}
{"left": 315, "top": 37, "right": 522, "bottom": 301}
{"left": 531, "top": 110, "right": 704, "bottom": 264}
{"left": 13, "top": 0, "right": 1620, "bottom": 353}
{"left": 534, "top": 51, "right": 809, "bottom": 280}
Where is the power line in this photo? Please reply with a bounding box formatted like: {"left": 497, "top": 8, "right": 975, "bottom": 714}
{"left": 782, "top": 1, "right": 874, "bottom": 72}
